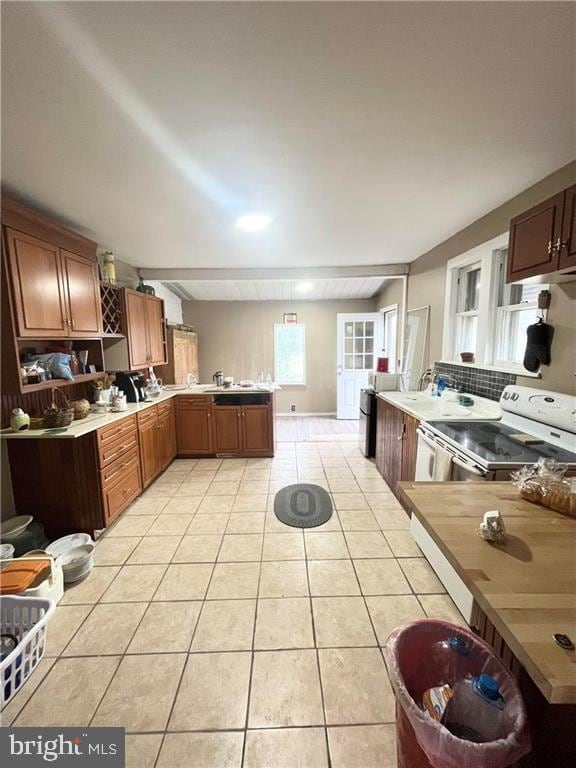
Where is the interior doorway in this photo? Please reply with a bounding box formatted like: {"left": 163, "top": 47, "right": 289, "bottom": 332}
{"left": 336, "top": 312, "right": 384, "bottom": 419}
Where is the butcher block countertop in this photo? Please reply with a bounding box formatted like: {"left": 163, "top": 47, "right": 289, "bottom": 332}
{"left": 398, "top": 481, "right": 576, "bottom": 704}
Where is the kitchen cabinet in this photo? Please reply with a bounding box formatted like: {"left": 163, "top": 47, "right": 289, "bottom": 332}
{"left": 5, "top": 230, "right": 102, "bottom": 338}
{"left": 375, "top": 397, "right": 419, "bottom": 496}
{"left": 176, "top": 395, "right": 214, "bottom": 455}
{"left": 158, "top": 326, "right": 199, "bottom": 385}
{"left": 559, "top": 184, "right": 576, "bottom": 270}
{"left": 138, "top": 408, "right": 161, "bottom": 487}
{"left": 6, "top": 414, "right": 143, "bottom": 536}
{"left": 213, "top": 406, "right": 243, "bottom": 454}
{"left": 137, "top": 400, "right": 176, "bottom": 487}
{"left": 123, "top": 289, "right": 167, "bottom": 369}
{"left": 506, "top": 184, "right": 576, "bottom": 282}
{"left": 212, "top": 404, "right": 273, "bottom": 456}
{"left": 242, "top": 405, "right": 273, "bottom": 455}
{"left": 158, "top": 400, "right": 177, "bottom": 469}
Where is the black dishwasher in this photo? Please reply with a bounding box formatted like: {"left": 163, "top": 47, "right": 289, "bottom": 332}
{"left": 359, "top": 388, "right": 377, "bottom": 457}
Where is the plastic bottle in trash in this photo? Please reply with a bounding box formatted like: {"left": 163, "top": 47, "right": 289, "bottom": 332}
{"left": 444, "top": 674, "right": 504, "bottom": 743}
{"left": 417, "top": 635, "right": 471, "bottom": 693}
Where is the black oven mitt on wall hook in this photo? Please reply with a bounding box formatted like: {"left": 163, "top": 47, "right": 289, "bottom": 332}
{"left": 523, "top": 318, "right": 553, "bottom": 373}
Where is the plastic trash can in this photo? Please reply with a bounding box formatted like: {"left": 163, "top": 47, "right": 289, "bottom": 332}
{"left": 383, "top": 619, "right": 531, "bottom": 768}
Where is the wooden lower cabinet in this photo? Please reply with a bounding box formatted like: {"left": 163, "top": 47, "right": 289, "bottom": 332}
{"left": 211, "top": 404, "right": 273, "bottom": 456}
{"left": 137, "top": 401, "right": 177, "bottom": 487}
{"left": 139, "top": 412, "right": 161, "bottom": 487}
{"left": 213, "top": 406, "right": 242, "bottom": 454}
{"left": 176, "top": 399, "right": 214, "bottom": 455}
{"left": 242, "top": 405, "right": 273, "bottom": 455}
{"left": 375, "top": 398, "right": 419, "bottom": 496}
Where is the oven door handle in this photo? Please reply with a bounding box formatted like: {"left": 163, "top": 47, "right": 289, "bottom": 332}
{"left": 451, "top": 455, "right": 485, "bottom": 477}
{"left": 416, "top": 429, "right": 439, "bottom": 452}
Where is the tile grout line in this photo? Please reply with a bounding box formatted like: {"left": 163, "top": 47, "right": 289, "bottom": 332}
{"left": 303, "top": 525, "right": 332, "bottom": 768}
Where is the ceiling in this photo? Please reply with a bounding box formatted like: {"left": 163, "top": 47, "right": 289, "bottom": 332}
{"left": 164, "top": 276, "right": 389, "bottom": 302}
{"left": 1, "top": 2, "right": 575, "bottom": 271}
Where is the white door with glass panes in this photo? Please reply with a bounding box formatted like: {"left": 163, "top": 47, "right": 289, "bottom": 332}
{"left": 337, "top": 313, "right": 383, "bottom": 419}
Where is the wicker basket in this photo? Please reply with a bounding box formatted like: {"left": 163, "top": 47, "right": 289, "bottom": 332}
{"left": 43, "top": 388, "right": 74, "bottom": 428}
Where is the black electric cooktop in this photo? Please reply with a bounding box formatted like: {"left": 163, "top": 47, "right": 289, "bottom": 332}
{"left": 428, "top": 420, "right": 576, "bottom": 467}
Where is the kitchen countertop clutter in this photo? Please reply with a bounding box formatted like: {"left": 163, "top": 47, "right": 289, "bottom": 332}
{"left": 1, "top": 384, "right": 279, "bottom": 440}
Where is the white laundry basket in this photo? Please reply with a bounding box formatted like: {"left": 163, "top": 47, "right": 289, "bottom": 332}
{"left": 1, "top": 595, "right": 55, "bottom": 708}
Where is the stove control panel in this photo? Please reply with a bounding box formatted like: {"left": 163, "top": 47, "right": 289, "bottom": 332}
{"left": 500, "top": 385, "right": 576, "bottom": 433}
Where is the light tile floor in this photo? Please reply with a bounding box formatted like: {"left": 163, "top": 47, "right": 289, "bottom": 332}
{"left": 4, "top": 439, "right": 465, "bottom": 768}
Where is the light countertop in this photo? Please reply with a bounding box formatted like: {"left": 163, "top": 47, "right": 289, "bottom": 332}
{"left": 376, "top": 390, "right": 502, "bottom": 422}
{"left": 2, "top": 385, "right": 278, "bottom": 440}
{"left": 398, "top": 481, "right": 576, "bottom": 704}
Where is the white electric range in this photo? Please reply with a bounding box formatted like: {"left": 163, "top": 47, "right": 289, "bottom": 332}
{"left": 415, "top": 385, "right": 576, "bottom": 482}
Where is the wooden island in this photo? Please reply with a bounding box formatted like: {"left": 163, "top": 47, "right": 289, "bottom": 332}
{"left": 398, "top": 481, "right": 576, "bottom": 767}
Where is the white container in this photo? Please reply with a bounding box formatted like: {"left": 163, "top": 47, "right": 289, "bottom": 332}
{"left": 444, "top": 674, "right": 505, "bottom": 743}
{"left": 19, "top": 557, "right": 64, "bottom": 604}
{"left": 0, "top": 543, "right": 15, "bottom": 570}
{"left": 0, "top": 595, "right": 56, "bottom": 707}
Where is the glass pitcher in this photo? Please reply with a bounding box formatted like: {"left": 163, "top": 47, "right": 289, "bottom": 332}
{"left": 144, "top": 378, "right": 162, "bottom": 399}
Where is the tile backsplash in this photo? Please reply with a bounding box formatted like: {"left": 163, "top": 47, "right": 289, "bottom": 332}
{"left": 433, "top": 362, "right": 516, "bottom": 401}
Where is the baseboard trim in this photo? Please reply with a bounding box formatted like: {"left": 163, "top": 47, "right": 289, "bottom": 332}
{"left": 276, "top": 412, "right": 337, "bottom": 417}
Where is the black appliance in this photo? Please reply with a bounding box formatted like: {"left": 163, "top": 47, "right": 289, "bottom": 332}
{"left": 359, "top": 388, "right": 377, "bottom": 457}
{"left": 114, "top": 371, "right": 146, "bottom": 403}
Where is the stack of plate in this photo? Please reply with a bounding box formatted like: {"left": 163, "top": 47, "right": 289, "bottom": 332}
{"left": 46, "top": 533, "right": 95, "bottom": 583}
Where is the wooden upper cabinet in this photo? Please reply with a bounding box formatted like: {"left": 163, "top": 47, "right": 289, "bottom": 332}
{"left": 506, "top": 192, "right": 564, "bottom": 282}
{"left": 124, "top": 290, "right": 150, "bottom": 369}
{"left": 145, "top": 296, "right": 166, "bottom": 365}
{"left": 559, "top": 185, "right": 576, "bottom": 270}
{"left": 124, "top": 289, "right": 166, "bottom": 369}
{"left": 61, "top": 250, "right": 102, "bottom": 336}
{"left": 5, "top": 228, "right": 68, "bottom": 337}
{"left": 213, "top": 407, "right": 242, "bottom": 453}
{"left": 242, "top": 406, "right": 272, "bottom": 455}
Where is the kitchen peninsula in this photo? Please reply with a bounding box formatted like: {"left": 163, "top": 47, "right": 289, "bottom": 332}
{"left": 3, "top": 386, "right": 277, "bottom": 536}
{"left": 399, "top": 481, "right": 576, "bottom": 767}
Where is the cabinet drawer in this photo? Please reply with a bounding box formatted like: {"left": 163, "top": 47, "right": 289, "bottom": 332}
{"left": 137, "top": 405, "right": 158, "bottom": 428}
{"left": 176, "top": 395, "right": 212, "bottom": 408}
{"left": 103, "top": 465, "right": 142, "bottom": 525}
{"left": 98, "top": 430, "right": 139, "bottom": 469}
{"left": 100, "top": 447, "right": 141, "bottom": 489}
{"left": 158, "top": 399, "right": 174, "bottom": 417}
{"left": 98, "top": 415, "right": 137, "bottom": 448}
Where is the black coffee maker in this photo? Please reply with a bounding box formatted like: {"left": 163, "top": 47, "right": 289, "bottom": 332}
{"left": 114, "top": 371, "right": 146, "bottom": 402}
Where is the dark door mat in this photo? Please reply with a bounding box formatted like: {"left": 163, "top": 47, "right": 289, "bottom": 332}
{"left": 274, "top": 484, "right": 333, "bottom": 529}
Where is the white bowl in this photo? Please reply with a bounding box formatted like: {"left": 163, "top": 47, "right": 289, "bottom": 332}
{"left": 0, "top": 542, "right": 15, "bottom": 570}
{"left": 46, "top": 533, "right": 93, "bottom": 559}
{"left": 0, "top": 515, "right": 33, "bottom": 542}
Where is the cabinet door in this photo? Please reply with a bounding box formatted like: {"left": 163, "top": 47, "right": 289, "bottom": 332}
{"left": 559, "top": 185, "right": 576, "bottom": 269}
{"left": 507, "top": 192, "right": 564, "bottom": 282}
{"left": 213, "top": 407, "right": 242, "bottom": 454}
{"left": 125, "top": 290, "right": 149, "bottom": 369}
{"left": 176, "top": 407, "right": 213, "bottom": 455}
{"left": 375, "top": 399, "right": 403, "bottom": 491}
{"left": 241, "top": 405, "right": 273, "bottom": 455}
{"left": 145, "top": 296, "right": 166, "bottom": 366}
{"left": 5, "top": 228, "right": 68, "bottom": 337}
{"left": 159, "top": 409, "right": 177, "bottom": 469}
{"left": 139, "top": 418, "right": 160, "bottom": 487}
{"left": 61, "top": 250, "right": 102, "bottom": 336}
{"left": 400, "top": 413, "right": 419, "bottom": 482}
